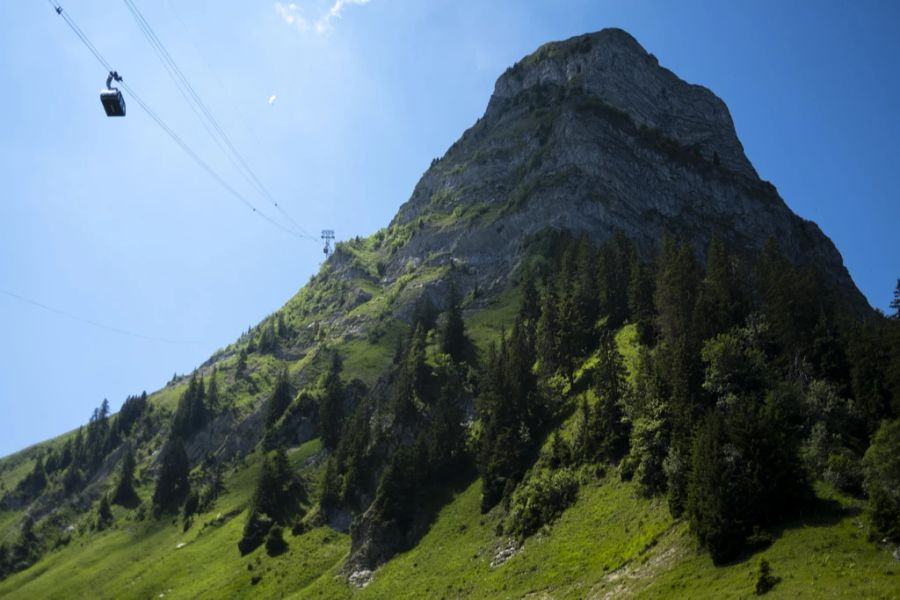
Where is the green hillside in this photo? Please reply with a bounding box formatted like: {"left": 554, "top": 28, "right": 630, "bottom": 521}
{"left": 3, "top": 28, "right": 900, "bottom": 600}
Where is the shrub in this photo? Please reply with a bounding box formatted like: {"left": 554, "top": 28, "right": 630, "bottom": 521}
{"left": 237, "top": 511, "right": 273, "bottom": 556}
{"left": 754, "top": 558, "right": 779, "bottom": 595}
{"left": 862, "top": 419, "right": 900, "bottom": 542}
{"left": 824, "top": 450, "right": 863, "bottom": 496}
{"left": 265, "top": 526, "right": 288, "bottom": 556}
{"left": 504, "top": 468, "right": 579, "bottom": 539}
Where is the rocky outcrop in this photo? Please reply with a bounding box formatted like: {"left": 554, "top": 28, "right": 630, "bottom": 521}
{"left": 387, "top": 28, "right": 868, "bottom": 313}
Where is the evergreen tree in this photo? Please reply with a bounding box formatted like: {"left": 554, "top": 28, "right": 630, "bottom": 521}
{"left": 394, "top": 325, "right": 429, "bottom": 425}
{"left": 96, "top": 495, "right": 114, "bottom": 530}
{"left": 891, "top": 279, "right": 900, "bottom": 318}
{"left": 654, "top": 235, "right": 701, "bottom": 346}
{"left": 597, "top": 231, "right": 634, "bottom": 328}
{"left": 259, "top": 317, "right": 278, "bottom": 353}
{"left": 536, "top": 284, "right": 561, "bottom": 376}
{"left": 153, "top": 438, "right": 190, "bottom": 514}
{"left": 265, "top": 368, "right": 292, "bottom": 429}
{"left": 754, "top": 238, "right": 819, "bottom": 357}
{"left": 171, "top": 373, "right": 208, "bottom": 439}
{"left": 319, "top": 352, "right": 345, "bottom": 451}
{"left": 519, "top": 275, "right": 542, "bottom": 332}
{"left": 236, "top": 348, "right": 248, "bottom": 378}
{"left": 589, "top": 329, "right": 629, "bottom": 461}
{"left": 439, "top": 285, "right": 467, "bottom": 363}
{"left": 206, "top": 369, "right": 220, "bottom": 412}
{"left": 112, "top": 444, "right": 138, "bottom": 506}
{"left": 427, "top": 366, "right": 467, "bottom": 476}
{"left": 628, "top": 254, "right": 656, "bottom": 345}
{"left": 116, "top": 392, "right": 148, "bottom": 438}
{"left": 477, "top": 319, "right": 541, "bottom": 511}
{"left": 252, "top": 447, "right": 304, "bottom": 524}
{"left": 572, "top": 234, "right": 599, "bottom": 349}
{"left": 694, "top": 237, "right": 744, "bottom": 340}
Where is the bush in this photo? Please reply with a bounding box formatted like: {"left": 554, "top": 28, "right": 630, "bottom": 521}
{"left": 754, "top": 558, "right": 779, "bottom": 595}
{"left": 862, "top": 419, "right": 900, "bottom": 542}
{"left": 504, "top": 468, "right": 579, "bottom": 539}
{"left": 237, "top": 511, "right": 273, "bottom": 556}
{"left": 265, "top": 526, "right": 288, "bottom": 556}
{"left": 824, "top": 450, "right": 863, "bottom": 496}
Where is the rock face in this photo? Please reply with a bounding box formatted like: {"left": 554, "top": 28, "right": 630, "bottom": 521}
{"left": 386, "top": 28, "right": 867, "bottom": 311}
{"left": 341, "top": 27, "right": 871, "bottom": 575}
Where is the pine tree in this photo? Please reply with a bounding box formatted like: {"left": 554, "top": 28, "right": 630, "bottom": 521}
{"left": 153, "top": 438, "right": 190, "bottom": 514}
{"left": 265, "top": 368, "right": 292, "bottom": 429}
{"left": 694, "top": 237, "right": 744, "bottom": 340}
{"left": 171, "top": 373, "right": 208, "bottom": 439}
{"left": 395, "top": 325, "right": 429, "bottom": 425}
{"left": 206, "top": 369, "right": 220, "bottom": 413}
{"left": 112, "top": 444, "right": 138, "bottom": 506}
{"left": 252, "top": 447, "right": 304, "bottom": 524}
{"left": 319, "top": 352, "right": 345, "bottom": 451}
{"left": 477, "top": 319, "right": 541, "bottom": 512}
{"left": 440, "top": 285, "right": 467, "bottom": 363}
{"left": 889, "top": 279, "right": 900, "bottom": 318}
{"left": 96, "top": 495, "right": 114, "bottom": 530}
{"left": 536, "top": 284, "right": 561, "bottom": 376}
{"left": 655, "top": 235, "right": 701, "bottom": 346}
{"left": 628, "top": 254, "right": 656, "bottom": 345}
{"left": 519, "top": 275, "right": 542, "bottom": 332}
{"left": 589, "top": 329, "right": 629, "bottom": 461}
{"left": 754, "top": 237, "right": 819, "bottom": 356}
{"left": 236, "top": 348, "right": 248, "bottom": 378}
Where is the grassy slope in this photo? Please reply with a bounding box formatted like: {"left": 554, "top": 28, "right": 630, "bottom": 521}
{"left": 1, "top": 283, "right": 896, "bottom": 598}
{"left": 294, "top": 477, "right": 896, "bottom": 599}
{"left": 0, "top": 438, "right": 349, "bottom": 600}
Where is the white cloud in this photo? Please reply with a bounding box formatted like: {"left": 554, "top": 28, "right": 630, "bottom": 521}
{"left": 274, "top": 2, "right": 309, "bottom": 31}
{"left": 274, "top": 0, "right": 371, "bottom": 35}
{"left": 268, "top": 95, "right": 277, "bottom": 105}
{"left": 316, "top": 0, "right": 371, "bottom": 33}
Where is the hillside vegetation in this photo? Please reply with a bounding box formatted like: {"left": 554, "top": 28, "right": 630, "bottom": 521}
{"left": 2, "top": 28, "right": 900, "bottom": 599}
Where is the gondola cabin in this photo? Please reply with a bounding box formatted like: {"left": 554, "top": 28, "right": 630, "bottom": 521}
{"left": 100, "top": 88, "right": 126, "bottom": 117}
{"left": 100, "top": 71, "right": 126, "bottom": 117}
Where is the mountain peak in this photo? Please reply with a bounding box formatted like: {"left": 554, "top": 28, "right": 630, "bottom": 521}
{"left": 390, "top": 29, "right": 865, "bottom": 313}
{"left": 492, "top": 28, "right": 757, "bottom": 179}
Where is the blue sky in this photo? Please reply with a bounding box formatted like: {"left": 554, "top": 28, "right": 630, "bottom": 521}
{"left": 1, "top": 0, "right": 898, "bottom": 457}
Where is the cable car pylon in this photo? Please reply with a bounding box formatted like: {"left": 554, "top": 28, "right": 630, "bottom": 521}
{"left": 321, "top": 230, "right": 335, "bottom": 257}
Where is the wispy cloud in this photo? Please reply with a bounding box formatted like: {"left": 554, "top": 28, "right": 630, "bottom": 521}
{"left": 316, "top": 0, "right": 371, "bottom": 33}
{"left": 274, "top": 2, "right": 309, "bottom": 31}
{"left": 274, "top": 0, "right": 371, "bottom": 34}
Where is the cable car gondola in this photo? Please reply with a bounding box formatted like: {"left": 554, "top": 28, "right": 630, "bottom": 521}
{"left": 100, "top": 71, "right": 126, "bottom": 117}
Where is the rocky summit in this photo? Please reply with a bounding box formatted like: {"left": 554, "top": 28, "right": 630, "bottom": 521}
{"left": 387, "top": 28, "right": 864, "bottom": 311}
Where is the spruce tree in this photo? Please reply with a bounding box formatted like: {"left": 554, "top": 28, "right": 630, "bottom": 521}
{"left": 153, "top": 438, "right": 190, "bottom": 514}
{"left": 891, "top": 279, "right": 900, "bottom": 318}
{"left": 440, "top": 285, "right": 467, "bottom": 363}
{"left": 96, "top": 495, "right": 114, "bottom": 530}
{"left": 319, "top": 352, "right": 345, "bottom": 451}
{"left": 206, "top": 369, "right": 220, "bottom": 412}
{"left": 694, "top": 237, "right": 744, "bottom": 340}
{"left": 590, "top": 329, "right": 629, "bottom": 461}
{"left": 265, "top": 368, "right": 292, "bottom": 429}
{"left": 112, "top": 444, "right": 138, "bottom": 506}
{"left": 628, "top": 255, "right": 656, "bottom": 345}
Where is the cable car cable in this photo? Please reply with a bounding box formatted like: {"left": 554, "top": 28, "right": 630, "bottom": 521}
{"left": 45, "top": 0, "right": 315, "bottom": 242}
{"left": 0, "top": 288, "right": 202, "bottom": 345}
{"left": 122, "top": 0, "right": 315, "bottom": 240}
